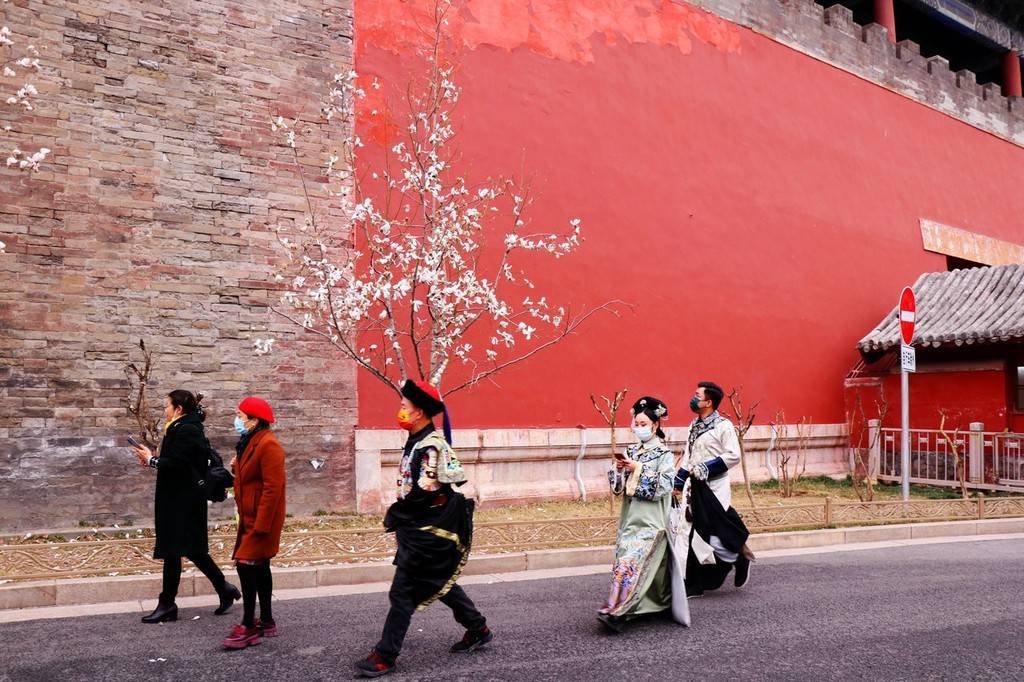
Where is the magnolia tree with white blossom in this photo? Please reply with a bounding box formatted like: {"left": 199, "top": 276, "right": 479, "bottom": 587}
{"left": 1, "top": 5, "right": 50, "bottom": 253}
{"left": 264, "top": 1, "right": 618, "bottom": 396}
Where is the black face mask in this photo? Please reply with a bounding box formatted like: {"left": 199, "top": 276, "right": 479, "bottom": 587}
{"left": 689, "top": 396, "right": 703, "bottom": 414}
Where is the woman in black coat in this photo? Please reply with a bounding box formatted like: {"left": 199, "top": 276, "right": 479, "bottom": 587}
{"left": 132, "top": 390, "right": 240, "bottom": 623}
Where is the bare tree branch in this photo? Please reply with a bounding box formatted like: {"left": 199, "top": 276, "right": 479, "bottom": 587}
{"left": 591, "top": 388, "right": 627, "bottom": 513}
{"left": 442, "top": 301, "right": 627, "bottom": 395}
{"left": 727, "top": 387, "right": 758, "bottom": 508}
{"left": 123, "top": 339, "right": 161, "bottom": 448}
{"left": 939, "top": 409, "right": 969, "bottom": 499}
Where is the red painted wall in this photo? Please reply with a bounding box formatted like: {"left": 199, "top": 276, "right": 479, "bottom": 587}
{"left": 877, "top": 369, "right": 1009, "bottom": 431}
{"left": 884, "top": 366, "right": 1011, "bottom": 430}
{"left": 354, "top": 1, "right": 1024, "bottom": 429}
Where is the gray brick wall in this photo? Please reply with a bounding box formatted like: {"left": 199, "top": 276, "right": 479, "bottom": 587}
{"left": 0, "top": 0, "right": 356, "bottom": 531}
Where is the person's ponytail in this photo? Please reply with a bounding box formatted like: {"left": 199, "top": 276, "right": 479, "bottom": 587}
{"left": 167, "top": 389, "right": 206, "bottom": 422}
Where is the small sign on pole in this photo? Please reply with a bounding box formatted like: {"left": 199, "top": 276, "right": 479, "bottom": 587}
{"left": 900, "top": 344, "right": 916, "bottom": 373}
{"left": 898, "top": 287, "right": 916, "bottom": 502}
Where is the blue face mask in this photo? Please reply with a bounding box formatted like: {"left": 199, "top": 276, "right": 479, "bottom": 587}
{"left": 234, "top": 416, "right": 248, "bottom": 435}
{"left": 632, "top": 426, "right": 654, "bottom": 443}
{"left": 689, "top": 397, "right": 703, "bottom": 414}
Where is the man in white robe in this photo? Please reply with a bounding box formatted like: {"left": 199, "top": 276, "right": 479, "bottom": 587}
{"left": 673, "top": 381, "right": 753, "bottom": 596}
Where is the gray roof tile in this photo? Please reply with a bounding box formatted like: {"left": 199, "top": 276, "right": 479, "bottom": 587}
{"left": 857, "top": 264, "right": 1024, "bottom": 353}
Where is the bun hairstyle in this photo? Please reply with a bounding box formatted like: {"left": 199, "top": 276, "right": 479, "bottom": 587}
{"left": 631, "top": 396, "right": 668, "bottom": 439}
{"left": 167, "top": 389, "right": 206, "bottom": 422}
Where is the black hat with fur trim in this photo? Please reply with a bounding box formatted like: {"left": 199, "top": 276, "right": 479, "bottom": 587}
{"left": 401, "top": 379, "right": 451, "bottom": 444}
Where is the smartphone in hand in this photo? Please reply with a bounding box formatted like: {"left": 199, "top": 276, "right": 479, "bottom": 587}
{"left": 127, "top": 435, "right": 142, "bottom": 448}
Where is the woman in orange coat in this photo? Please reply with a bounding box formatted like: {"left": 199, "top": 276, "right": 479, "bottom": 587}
{"left": 221, "top": 396, "right": 287, "bottom": 650}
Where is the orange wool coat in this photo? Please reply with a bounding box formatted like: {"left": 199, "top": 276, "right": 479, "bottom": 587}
{"left": 232, "top": 429, "right": 287, "bottom": 561}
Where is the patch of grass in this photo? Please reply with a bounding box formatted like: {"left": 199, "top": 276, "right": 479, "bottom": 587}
{"left": 475, "top": 499, "right": 618, "bottom": 523}
{"left": 740, "top": 475, "right": 971, "bottom": 505}
{"left": 885, "top": 481, "right": 966, "bottom": 500}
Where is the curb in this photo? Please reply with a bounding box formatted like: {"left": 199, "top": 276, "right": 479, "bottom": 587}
{"left": 3, "top": 517, "right": 1023, "bottom": 612}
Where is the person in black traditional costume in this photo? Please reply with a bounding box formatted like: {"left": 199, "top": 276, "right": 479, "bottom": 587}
{"left": 355, "top": 379, "right": 492, "bottom": 678}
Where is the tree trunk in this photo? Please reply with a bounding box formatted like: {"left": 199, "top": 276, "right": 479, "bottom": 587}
{"left": 737, "top": 438, "right": 756, "bottom": 507}
{"left": 609, "top": 427, "right": 617, "bottom": 514}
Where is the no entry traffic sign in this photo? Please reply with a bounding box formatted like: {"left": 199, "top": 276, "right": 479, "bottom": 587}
{"left": 899, "top": 286, "right": 916, "bottom": 346}
{"left": 897, "top": 285, "right": 916, "bottom": 503}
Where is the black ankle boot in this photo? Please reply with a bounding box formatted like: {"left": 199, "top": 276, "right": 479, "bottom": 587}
{"left": 596, "top": 612, "right": 625, "bottom": 633}
{"left": 214, "top": 583, "right": 241, "bottom": 615}
{"left": 142, "top": 601, "right": 178, "bottom": 624}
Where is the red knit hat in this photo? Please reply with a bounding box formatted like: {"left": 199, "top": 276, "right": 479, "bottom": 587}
{"left": 238, "top": 396, "right": 275, "bottom": 423}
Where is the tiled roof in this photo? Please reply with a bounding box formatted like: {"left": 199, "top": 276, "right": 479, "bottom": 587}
{"left": 858, "top": 264, "right": 1024, "bottom": 353}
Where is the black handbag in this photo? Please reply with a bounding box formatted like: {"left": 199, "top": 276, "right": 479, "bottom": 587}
{"left": 189, "top": 438, "right": 234, "bottom": 503}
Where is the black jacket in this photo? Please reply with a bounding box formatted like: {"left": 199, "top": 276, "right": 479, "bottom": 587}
{"left": 688, "top": 478, "right": 749, "bottom": 554}
{"left": 152, "top": 413, "right": 210, "bottom": 559}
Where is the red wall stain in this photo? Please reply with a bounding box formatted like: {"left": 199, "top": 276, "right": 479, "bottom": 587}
{"left": 356, "top": 0, "right": 741, "bottom": 63}
{"left": 353, "top": 2, "right": 1024, "bottom": 430}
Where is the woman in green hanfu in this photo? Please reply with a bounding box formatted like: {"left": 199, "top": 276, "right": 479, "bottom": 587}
{"left": 598, "top": 396, "right": 677, "bottom": 633}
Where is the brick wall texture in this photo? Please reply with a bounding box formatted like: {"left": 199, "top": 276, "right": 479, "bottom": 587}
{"left": 0, "top": 0, "right": 356, "bottom": 531}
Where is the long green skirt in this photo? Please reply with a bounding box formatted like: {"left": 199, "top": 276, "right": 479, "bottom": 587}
{"left": 602, "top": 493, "right": 672, "bottom": 618}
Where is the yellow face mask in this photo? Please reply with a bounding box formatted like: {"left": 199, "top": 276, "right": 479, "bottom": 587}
{"left": 397, "top": 408, "right": 417, "bottom": 431}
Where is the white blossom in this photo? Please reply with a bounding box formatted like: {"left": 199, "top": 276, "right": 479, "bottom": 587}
{"left": 2, "top": 21, "right": 49, "bottom": 172}
{"left": 267, "top": 8, "right": 590, "bottom": 392}
{"left": 253, "top": 338, "right": 275, "bottom": 356}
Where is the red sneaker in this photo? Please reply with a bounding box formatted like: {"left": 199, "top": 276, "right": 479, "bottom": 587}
{"left": 256, "top": 618, "right": 278, "bottom": 637}
{"left": 354, "top": 649, "right": 395, "bottom": 678}
{"left": 222, "top": 623, "right": 262, "bottom": 650}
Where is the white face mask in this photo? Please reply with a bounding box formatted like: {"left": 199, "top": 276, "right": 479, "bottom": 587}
{"left": 632, "top": 426, "right": 654, "bottom": 443}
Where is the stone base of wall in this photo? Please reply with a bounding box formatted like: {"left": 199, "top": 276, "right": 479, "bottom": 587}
{"left": 355, "top": 423, "right": 850, "bottom": 513}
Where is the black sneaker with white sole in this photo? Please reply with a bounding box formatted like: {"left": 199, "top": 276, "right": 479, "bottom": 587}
{"left": 734, "top": 556, "right": 751, "bottom": 589}
{"left": 450, "top": 626, "right": 494, "bottom": 653}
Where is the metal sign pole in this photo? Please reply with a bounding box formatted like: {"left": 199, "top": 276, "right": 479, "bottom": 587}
{"left": 901, "top": 366, "right": 910, "bottom": 501}
{"left": 897, "top": 287, "right": 916, "bottom": 503}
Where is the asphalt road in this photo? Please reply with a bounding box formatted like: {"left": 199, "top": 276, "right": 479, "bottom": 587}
{"left": 1, "top": 539, "right": 1022, "bottom": 681}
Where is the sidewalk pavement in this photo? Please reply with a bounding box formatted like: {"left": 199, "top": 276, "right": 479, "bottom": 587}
{"left": 3, "top": 517, "right": 1023, "bottom": 623}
